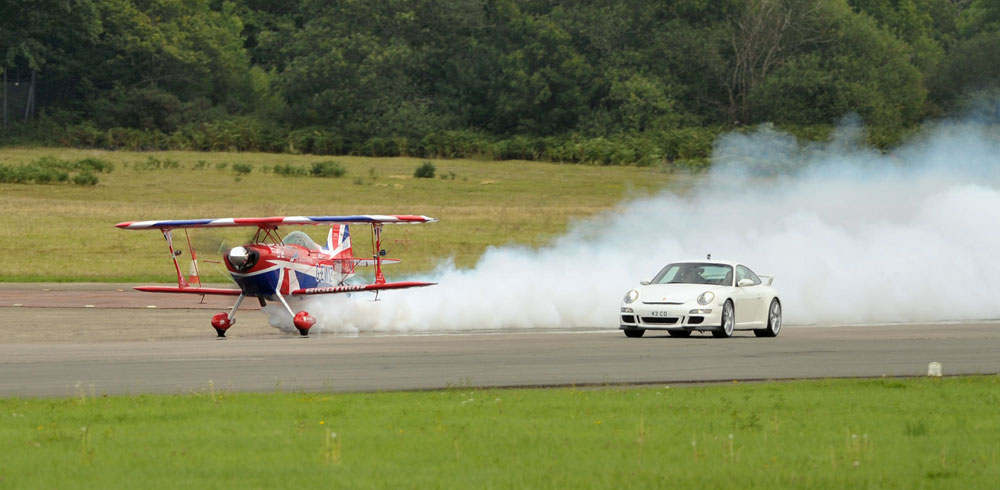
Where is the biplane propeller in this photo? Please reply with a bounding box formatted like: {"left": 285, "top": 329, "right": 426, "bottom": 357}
{"left": 116, "top": 215, "right": 437, "bottom": 337}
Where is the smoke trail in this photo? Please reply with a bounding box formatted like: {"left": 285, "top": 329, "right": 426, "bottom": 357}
{"left": 268, "top": 115, "right": 1000, "bottom": 332}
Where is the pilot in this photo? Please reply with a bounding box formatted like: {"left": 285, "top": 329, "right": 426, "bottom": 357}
{"left": 681, "top": 267, "right": 703, "bottom": 284}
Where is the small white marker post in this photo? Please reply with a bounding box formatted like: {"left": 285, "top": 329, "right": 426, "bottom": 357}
{"left": 927, "top": 361, "right": 942, "bottom": 377}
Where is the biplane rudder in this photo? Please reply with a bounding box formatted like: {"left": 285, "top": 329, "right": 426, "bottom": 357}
{"left": 326, "top": 224, "right": 353, "bottom": 259}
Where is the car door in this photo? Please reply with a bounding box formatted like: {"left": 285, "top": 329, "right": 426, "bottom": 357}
{"left": 732, "top": 265, "right": 765, "bottom": 326}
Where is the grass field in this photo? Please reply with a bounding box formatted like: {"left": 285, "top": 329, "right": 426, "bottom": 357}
{"left": 4, "top": 148, "right": 999, "bottom": 489}
{"left": 1, "top": 376, "right": 997, "bottom": 489}
{"left": 0, "top": 148, "right": 684, "bottom": 282}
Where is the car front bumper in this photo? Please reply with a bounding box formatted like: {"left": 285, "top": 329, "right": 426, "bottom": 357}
{"left": 619, "top": 302, "right": 723, "bottom": 330}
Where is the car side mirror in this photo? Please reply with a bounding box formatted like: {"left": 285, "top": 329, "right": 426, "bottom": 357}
{"left": 738, "top": 279, "right": 755, "bottom": 287}
{"left": 640, "top": 280, "right": 650, "bottom": 286}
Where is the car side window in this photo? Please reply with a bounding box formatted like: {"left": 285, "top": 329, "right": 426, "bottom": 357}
{"left": 736, "top": 265, "right": 761, "bottom": 286}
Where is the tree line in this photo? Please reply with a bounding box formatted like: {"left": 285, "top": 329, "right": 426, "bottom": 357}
{"left": 1, "top": 0, "right": 998, "bottom": 164}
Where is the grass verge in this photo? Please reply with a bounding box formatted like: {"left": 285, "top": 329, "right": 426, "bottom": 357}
{"left": 1, "top": 376, "right": 998, "bottom": 488}
{"left": 0, "top": 148, "right": 686, "bottom": 282}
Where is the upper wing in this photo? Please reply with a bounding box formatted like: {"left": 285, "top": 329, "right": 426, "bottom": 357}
{"left": 116, "top": 215, "right": 437, "bottom": 230}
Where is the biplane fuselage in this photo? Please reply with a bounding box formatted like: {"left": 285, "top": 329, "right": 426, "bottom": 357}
{"left": 116, "top": 215, "right": 437, "bottom": 337}
{"left": 225, "top": 243, "right": 354, "bottom": 297}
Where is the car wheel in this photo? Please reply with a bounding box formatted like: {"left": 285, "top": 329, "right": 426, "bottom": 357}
{"left": 755, "top": 299, "right": 781, "bottom": 337}
{"left": 624, "top": 328, "right": 645, "bottom": 338}
{"left": 668, "top": 329, "right": 692, "bottom": 338}
{"left": 712, "top": 300, "right": 734, "bottom": 338}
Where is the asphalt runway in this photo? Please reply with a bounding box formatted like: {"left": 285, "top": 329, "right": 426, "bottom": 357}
{"left": 2, "top": 284, "right": 999, "bottom": 397}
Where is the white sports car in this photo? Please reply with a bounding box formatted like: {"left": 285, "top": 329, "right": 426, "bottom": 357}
{"left": 620, "top": 259, "right": 781, "bottom": 338}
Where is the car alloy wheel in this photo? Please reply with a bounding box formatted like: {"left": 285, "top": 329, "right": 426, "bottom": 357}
{"left": 755, "top": 299, "right": 782, "bottom": 338}
{"left": 769, "top": 300, "right": 781, "bottom": 335}
{"left": 714, "top": 301, "right": 734, "bottom": 338}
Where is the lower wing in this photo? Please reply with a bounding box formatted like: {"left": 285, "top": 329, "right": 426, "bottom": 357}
{"left": 135, "top": 286, "right": 242, "bottom": 295}
{"left": 292, "top": 281, "right": 435, "bottom": 295}
{"left": 134, "top": 282, "right": 435, "bottom": 296}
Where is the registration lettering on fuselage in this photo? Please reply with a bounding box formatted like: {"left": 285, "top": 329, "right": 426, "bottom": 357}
{"left": 315, "top": 264, "right": 335, "bottom": 283}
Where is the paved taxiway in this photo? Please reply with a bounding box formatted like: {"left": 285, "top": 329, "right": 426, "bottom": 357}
{"left": 2, "top": 284, "right": 999, "bottom": 397}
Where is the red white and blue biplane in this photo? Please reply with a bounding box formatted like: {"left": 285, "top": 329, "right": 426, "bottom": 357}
{"left": 116, "top": 215, "right": 437, "bottom": 337}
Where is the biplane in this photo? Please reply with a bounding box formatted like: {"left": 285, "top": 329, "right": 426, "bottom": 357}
{"left": 115, "top": 215, "right": 437, "bottom": 337}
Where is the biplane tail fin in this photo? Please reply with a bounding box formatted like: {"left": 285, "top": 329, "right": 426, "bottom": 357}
{"left": 326, "top": 224, "right": 353, "bottom": 259}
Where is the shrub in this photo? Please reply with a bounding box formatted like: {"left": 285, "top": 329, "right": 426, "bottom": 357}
{"left": 423, "top": 130, "right": 494, "bottom": 159}
{"left": 72, "top": 171, "right": 99, "bottom": 186}
{"left": 310, "top": 160, "right": 346, "bottom": 178}
{"left": 273, "top": 164, "right": 307, "bottom": 177}
{"left": 312, "top": 132, "right": 345, "bottom": 155}
{"left": 493, "top": 136, "right": 542, "bottom": 161}
{"left": 134, "top": 156, "right": 179, "bottom": 171}
{"left": 232, "top": 163, "right": 253, "bottom": 175}
{"left": 66, "top": 122, "right": 103, "bottom": 148}
{"left": 0, "top": 160, "right": 69, "bottom": 184}
{"left": 287, "top": 128, "right": 345, "bottom": 155}
{"left": 654, "top": 127, "right": 721, "bottom": 162}
{"left": 355, "top": 137, "right": 394, "bottom": 157}
{"left": 414, "top": 161, "right": 436, "bottom": 178}
{"left": 101, "top": 127, "right": 167, "bottom": 151}
{"left": 25, "top": 166, "right": 67, "bottom": 184}
{"left": 75, "top": 157, "right": 114, "bottom": 173}
{"left": 0, "top": 165, "right": 23, "bottom": 183}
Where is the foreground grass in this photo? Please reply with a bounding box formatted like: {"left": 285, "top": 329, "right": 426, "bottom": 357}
{"left": 0, "top": 148, "right": 682, "bottom": 282}
{"left": 1, "top": 376, "right": 998, "bottom": 489}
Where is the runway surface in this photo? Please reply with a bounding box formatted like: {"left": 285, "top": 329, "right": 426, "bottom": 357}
{"left": 2, "top": 284, "right": 999, "bottom": 397}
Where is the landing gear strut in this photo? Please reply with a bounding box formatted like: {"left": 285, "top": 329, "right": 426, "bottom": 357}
{"left": 211, "top": 292, "right": 316, "bottom": 337}
{"left": 211, "top": 293, "right": 245, "bottom": 338}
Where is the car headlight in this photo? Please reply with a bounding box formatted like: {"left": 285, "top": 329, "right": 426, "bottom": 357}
{"left": 623, "top": 289, "right": 639, "bottom": 304}
{"left": 697, "top": 291, "right": 715, "bottom": 305}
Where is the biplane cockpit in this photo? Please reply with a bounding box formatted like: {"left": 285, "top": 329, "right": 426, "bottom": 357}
{"left": 282, "top": 230, "right": 321, "bottom": 250}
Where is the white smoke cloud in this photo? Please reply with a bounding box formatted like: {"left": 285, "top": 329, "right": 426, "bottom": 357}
{"left": 272, "top": 115, "right": 1000, "bottom": 332}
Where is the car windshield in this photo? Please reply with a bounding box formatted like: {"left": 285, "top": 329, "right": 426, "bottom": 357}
{"left": 652, "top": 263, "right": 733, "bottom": 286}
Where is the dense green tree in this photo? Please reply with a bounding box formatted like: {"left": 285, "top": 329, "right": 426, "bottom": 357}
{"left": 557, "top": 0, "right": 697, "bottom": 132}
{"left": 487, "top": 2, "right": 597, "bottom": 135}
{"left": 98, "top": 1, "right": 248, "bottom": 100}
{"left": 849, "top": 0, "right": 959, "bottom": 115}
{"left": 751, "top": 2, "right": 925, "bottom": 128}
{"left": 930, "top": 0, "right": 1000, "bottom": 109}
{"left": 0, "top": 0, "right": 101, "bottom": 72}
{"left": 0, "top": 0, "right": 101, "bottom": 120}
{"left": 716, "top": 0, "right": 844, "bottom": 125}
{"left": 69, "top": 0, "right": 256, "bottom": 131}
{"left": 274, "top": 1, "right": 431, "bottom": 140}
{"left": 1, "top": 0, "right": 992, "bottom": 154}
